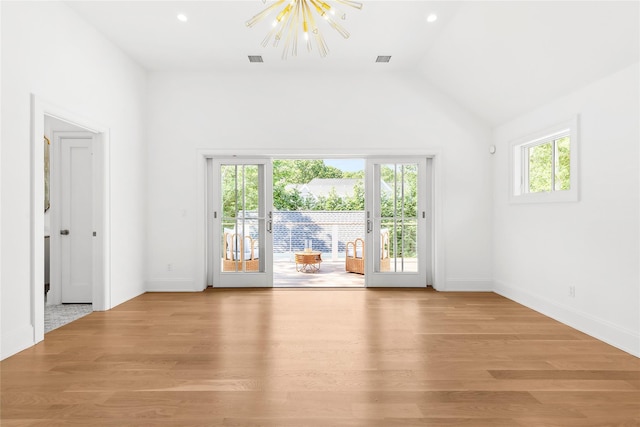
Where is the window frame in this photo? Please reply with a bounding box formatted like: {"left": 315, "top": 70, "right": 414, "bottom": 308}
{"left": 509, "top": 117, "right": 579, "bottom": 204}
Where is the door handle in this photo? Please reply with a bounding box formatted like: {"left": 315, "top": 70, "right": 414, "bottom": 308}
{"left": 60, "top": 229, "right": 70, "bottom": 235}
{"left": 266, "top": 211, "right": 273, "bottom": 233}
{"left": 367, "top": 220, "right": 372, "bottom": 234}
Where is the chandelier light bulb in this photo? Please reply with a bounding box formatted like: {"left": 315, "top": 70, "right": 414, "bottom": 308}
{"left": 247, "top": 0, "right": 362, "bottom": 59}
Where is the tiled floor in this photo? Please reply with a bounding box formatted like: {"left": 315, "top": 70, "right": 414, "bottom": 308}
{"left": 44, "top": 303, "right": 93, "bottom": 333}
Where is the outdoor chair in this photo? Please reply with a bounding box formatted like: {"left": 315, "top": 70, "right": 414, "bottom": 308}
{"left": 222, "top": 229, "right": 260, "bottom": 272}
{"left": 345, "top": 230, "right": 391, "bottom": 274}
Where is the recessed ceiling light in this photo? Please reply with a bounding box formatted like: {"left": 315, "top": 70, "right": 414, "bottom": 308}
{"left": 426, "top": 13, "right": 438, "bottom": 23}
{"left": 177, "top": 13, "right": 188, "bottom": 22}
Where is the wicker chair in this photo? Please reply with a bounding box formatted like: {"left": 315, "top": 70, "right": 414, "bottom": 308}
{"left": 345, "top": 230, "right": 391, "bottom": 274}
{"left": 345, "top": 238, "right": 365, "bottom": 274}
{"left": 380, "top": 229, "right": 391, "bottom": 272}
{"left": 222, "top": 229, "right": 259, "bottom": 272}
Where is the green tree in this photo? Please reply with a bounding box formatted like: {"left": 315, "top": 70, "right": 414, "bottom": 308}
{"left": 273, "top": 159, "right": 345, "bottom": 210}
{"left": 273, "top": 184, "right": 304, "bottom": 211}
{"left": 223, "top": 160, "right": 370, "bottom": 213}
{"left": 273, "top": 159, "right": 343, "bottom": 184}
{"left": 528, "top": 143, "right": 552, "bottom": 193}
{"left": 555, "top": 137, "right": 571, "bottom": 191}
{"left": 344, "top": 180, "right": 365, "bottom": 210}
{"left": 343, "top": 170, "right": 365, "bottom": 179}
{"left": 528, "top": 138, "right": 570, "bottom": 193}
{"left": 379, "top": 164, "right": 418, "bottom": 257}
{"left": 324, "top": 188, "right": 348, "bottom": 210}
{"left": 221, "top": 164, "right": 259, "bottom": 219}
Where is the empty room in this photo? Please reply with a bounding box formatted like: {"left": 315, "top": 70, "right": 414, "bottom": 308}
{"left": 1, "top": 1, "right": 639, "bottom": 425}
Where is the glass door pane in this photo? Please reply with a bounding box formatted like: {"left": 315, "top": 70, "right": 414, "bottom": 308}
{"left": 366, "top": 158, "right": 427, "bottom": 287}
{"left": 213, "top": 159, "right": 272, "bottom": 287}
{"left": 221, "top": 164, "right": 261, "bottom": 273}
{"left": 381, "top": 163, "right": 418, "bottom": 273}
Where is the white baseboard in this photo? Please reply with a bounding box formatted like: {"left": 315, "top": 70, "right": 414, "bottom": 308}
{"left": 444, "top": 279, "right": 494, "bottom": 292}
{"left": 145, "top": 278, "right": 199, "bottom": 292}
{"left": 494, "top": 280, "right": 640, "bottom": 358}
{"left": 1, "top": 324, "right": 35, "bottom": 361}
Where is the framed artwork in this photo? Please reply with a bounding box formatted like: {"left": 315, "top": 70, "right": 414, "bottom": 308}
{"left": 44, "top": 135, "right": 50, "bottom": 212}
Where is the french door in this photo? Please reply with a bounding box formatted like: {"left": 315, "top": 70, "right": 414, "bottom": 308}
{"left": 210, "top": 159, "right": 273, "bottom": 287}
{"left": 365, "top": 158, "right": 430, "bottom": 287}
{"left": 208, "top": 157, "right": 430, "bottom": 288}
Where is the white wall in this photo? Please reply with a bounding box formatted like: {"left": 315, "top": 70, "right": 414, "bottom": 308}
{"left": 0, "top": 1, "right": 148, "bottom": 359}
{"left": 0, "top": 0, "right": 3, "bottom": 362}
{"left": 493, "top": 63, "right": 640, "bottom": 356}
{"left": 145, "top": 70, "right": 494, "bottom": 292}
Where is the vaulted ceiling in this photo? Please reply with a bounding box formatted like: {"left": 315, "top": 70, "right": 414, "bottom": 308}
{"left": 66, "top": 0, "right": 639, "bottom": 125}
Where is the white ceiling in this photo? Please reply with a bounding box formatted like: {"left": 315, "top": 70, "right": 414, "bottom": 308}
{"left": 65, "top": 1, "right": 458, "bottom": 71}
{"left": 65, "top": 0, "right": 639, "bottom": 125}
{"left": 418, "top": 1, "right": 640, "bottom": 124}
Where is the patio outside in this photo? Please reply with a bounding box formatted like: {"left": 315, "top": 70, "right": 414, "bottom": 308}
{"left": 272, "top": 159, "right": 367, "bottom": 287}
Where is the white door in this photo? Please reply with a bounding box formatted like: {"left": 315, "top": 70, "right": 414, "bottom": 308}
{"left": 365, "top": 158, "right": 430, "bottom": 287}
{"left": 211, "top": 159, "right": 273, "bottom": 287}
{"left": 59, "top": 135, "right": 94, "bottom": 302}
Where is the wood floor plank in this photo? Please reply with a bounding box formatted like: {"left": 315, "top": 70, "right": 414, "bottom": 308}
{"left": 2, "top": 288, "right": 639, "bottom": 425}
{"left": 515, "top": 417, "right": 640, "bottom": 427}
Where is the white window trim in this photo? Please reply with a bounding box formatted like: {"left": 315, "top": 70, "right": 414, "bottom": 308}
{"left": 509, "top": 116, "right": 579, "bottom": 204}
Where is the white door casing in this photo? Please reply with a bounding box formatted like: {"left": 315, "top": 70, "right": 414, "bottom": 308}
{"left": 27, "top": 95, "right": 110, "bottom": 352}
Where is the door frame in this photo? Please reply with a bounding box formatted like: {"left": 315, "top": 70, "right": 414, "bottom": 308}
{"left": 196, "top": 149, "right": 444, "bottom": 291}
{"left": 365, "top": 157, "right": 430, "bottom": 287}
{"left": 30, "top": 94, "right": 111, "bottom": 343}
{"left": 208, "top": 158, "right": 274, "bottom": 288}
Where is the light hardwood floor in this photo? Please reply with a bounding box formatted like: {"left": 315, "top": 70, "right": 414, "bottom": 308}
{"left": 1, "top": 289, "right": 639, "bottom": 426}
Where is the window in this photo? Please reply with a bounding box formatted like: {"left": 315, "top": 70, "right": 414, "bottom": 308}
{"left": 510, "top": 117, "right": 578, "bottom": 203}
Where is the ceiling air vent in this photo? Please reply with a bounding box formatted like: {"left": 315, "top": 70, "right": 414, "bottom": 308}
{"left": 248, "top": 55, "right": 264, "bottom": 63}
{"left": 376, "top": 56, "right": 392, "bottom": 63}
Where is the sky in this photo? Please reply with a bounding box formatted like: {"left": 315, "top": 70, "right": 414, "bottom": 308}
{"left": 324, "top": 159, "right": 365, "bottom": 172}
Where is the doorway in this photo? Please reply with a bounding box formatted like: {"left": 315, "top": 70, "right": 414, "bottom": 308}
{"left": 271, "top": 158, "right": 366, "bottom": 288}
{"left": 44, "top": 118, "right": 97, "bottom": 331}
{"left": 205, "top": 156, "right": 434, "bottom": 289}
{"left": 30, "top": 95, "right": 110, "bottom": 344}
{"left": 46, "top": 119, "right": 95, "bottom": 305}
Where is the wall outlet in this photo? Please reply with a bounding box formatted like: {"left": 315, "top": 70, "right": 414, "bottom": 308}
{"left": 167, "top": 263, "right": 173, "bottom": 272}
{"left": 569, "top": 285, "right": 576, "bottom": 298}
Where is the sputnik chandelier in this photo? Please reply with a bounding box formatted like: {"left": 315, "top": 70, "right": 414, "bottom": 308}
{"left": 246, "top": 0, "right": 363, "bottom": 59}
